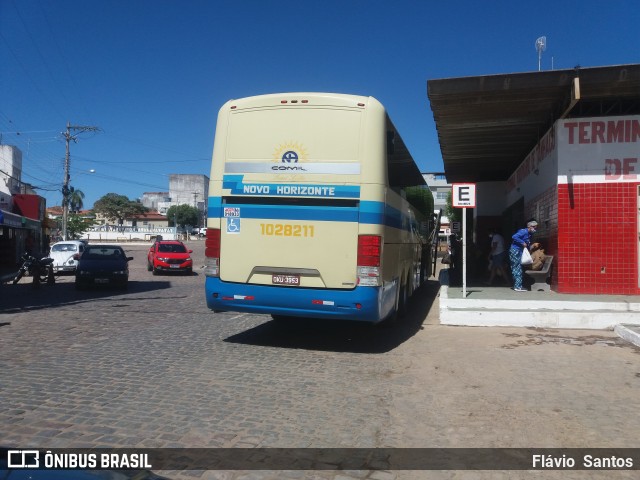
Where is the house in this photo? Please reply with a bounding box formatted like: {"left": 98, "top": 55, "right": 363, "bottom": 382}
{"left": 122, "top": 211, "right": 169, "bottom": 229}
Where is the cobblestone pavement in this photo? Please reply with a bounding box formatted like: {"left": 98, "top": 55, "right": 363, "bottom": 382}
{"left": 1, "top": 242, "right": 640, "bottom": 480}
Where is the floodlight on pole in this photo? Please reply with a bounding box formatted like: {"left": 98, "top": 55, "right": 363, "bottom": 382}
{"left": 535, "top": 36, "right": 547, "bottom": 71}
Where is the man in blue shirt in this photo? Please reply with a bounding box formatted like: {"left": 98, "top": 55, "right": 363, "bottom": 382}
{"left": 509, "top": 220, "right": 538, "bottom": 292}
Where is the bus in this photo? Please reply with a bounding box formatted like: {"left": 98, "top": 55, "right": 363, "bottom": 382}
{"left": 204, "top": 93, "right": 434, "bottom": 323}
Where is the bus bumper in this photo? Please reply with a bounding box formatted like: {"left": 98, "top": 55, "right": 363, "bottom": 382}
{"left": 205, "top": 277, "right": 394, "bottom": 323}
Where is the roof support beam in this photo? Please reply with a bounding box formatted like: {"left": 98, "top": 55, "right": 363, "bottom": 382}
{"left": 560, "top": 77, "right": 581, "bottom": 119}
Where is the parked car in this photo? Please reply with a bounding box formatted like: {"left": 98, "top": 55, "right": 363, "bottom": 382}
{"left": 75, "top": 244, "right": 133, "bottom": 290}
{"left": 48, "top": 240, "right": 86, "bottom": 274}
{"left": 147, "top": 240, "right": 193, "bottom": 275}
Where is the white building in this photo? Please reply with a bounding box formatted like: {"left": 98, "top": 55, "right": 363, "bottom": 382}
{"left": 141, "top": 191, "right": 170, "bottom": 211}
{"left": 0, "top": 145, "right": 22, "bottom": 210}
{"left": 142, "top": 173, "right": 209, "bottom": 218}
{"left": 142, "top": 174, "right": 209, "bottom": 225}
{"left": 422, "top": 172, "right": 451, "bottom": 235}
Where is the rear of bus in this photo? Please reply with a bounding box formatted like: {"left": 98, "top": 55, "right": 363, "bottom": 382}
{"left": 204, "top": 93, "right": 393, "bottom": 322}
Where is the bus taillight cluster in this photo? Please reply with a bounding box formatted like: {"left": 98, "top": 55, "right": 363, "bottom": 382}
{"left": 204, "top": 228, "right": 221, "bottom": 277}
{"left": 357, "top": 235, "right": 381, "bottom": 287}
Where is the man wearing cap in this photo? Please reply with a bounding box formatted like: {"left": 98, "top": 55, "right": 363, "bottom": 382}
{"left": 509, "top": 220, "right": 538, "bottom": 292}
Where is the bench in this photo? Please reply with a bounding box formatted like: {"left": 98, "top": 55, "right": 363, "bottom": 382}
{"left": 525, "top": 255, "right": 553, "bottom": 291}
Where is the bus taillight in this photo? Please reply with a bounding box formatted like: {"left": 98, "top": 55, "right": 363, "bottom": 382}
{"left": 357, "top": 235, "right": 381, "bottom": 286}
{"left": 204, "top": 228, "right": 221, "bottom": 277}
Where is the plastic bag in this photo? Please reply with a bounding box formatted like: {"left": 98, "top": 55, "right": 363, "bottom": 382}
{"left": 441, "top": 253, "right": 451, "bottom": 265}
{"left": 521, "top": 248, "right": 533, "bottom": 265}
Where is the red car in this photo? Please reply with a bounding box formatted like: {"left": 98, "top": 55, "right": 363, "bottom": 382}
{"left": 147, "top": 240, "right": 193, "bottom": 275}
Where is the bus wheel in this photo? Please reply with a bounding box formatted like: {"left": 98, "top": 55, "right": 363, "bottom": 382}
{"left": 398, "top": 279, "right": 408, "bottom": 317}
{"left": 381, "top": 280, "right": 406, "bottom": 327}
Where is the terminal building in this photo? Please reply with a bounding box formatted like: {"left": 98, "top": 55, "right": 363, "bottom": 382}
{"left": 428, "top": 64, "right": 640, "bottom": 295}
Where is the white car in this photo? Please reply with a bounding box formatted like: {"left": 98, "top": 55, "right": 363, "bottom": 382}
{"left": 49, "top": 240, "right": 86, "bottom": 274}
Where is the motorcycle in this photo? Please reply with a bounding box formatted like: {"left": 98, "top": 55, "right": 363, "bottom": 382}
{"left": 12, "top": 253, "right": 56, "bottom": 287}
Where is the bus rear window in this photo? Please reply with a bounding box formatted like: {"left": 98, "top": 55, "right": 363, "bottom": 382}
{"left": 227, "top": 108, "right": 361, "bottom": 162}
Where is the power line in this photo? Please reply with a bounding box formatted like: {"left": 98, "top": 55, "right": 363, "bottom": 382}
{"left": 35, "top": 0, "right": 94, "bottom": 122}
{"left": 0, "top": 130, "right": 58, "bottom": 135}
{"left": 78, "top": 171, "right": 167, "bottom": 191}
{"left": 0, "top": 114, "right": 63, "bottom": 184}
{"left": 9, "top": 0, "right": 78, "bottom": 116}
{"left": 0, "top": 31, "right": 66, "bottom": 122}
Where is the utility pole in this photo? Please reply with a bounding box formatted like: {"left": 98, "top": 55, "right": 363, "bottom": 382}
{"left": 192, "top": 191, "right": 201, "bottom": 227}
{"left": 62, "top": 122, "right": 99, "bottom": 240}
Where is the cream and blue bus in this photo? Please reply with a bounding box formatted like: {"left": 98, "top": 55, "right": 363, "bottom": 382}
{"left": 204, "top": 93, "right": 434, "bottom": 323}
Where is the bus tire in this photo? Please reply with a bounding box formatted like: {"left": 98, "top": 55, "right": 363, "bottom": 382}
{"left": 381, "top": 279, "right": 406, "bottom": 327}
{"left": 398, "top": 277, "right": 408, "bottom": 317}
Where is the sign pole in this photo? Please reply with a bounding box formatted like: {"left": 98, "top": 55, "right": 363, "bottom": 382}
{"left": 452, "top": 183, "right": 476, "bottom": 299}
{"left": 462, "top": 207, "right": 467, "bottom": 298}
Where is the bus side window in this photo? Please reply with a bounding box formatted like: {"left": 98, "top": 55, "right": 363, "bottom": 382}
{"left": 387, "top": 130, "right": 395, "bottom": 155}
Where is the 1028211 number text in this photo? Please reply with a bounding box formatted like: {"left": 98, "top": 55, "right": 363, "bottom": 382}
{"left": 260, "top": 223, "right": 315, "bottom": 237}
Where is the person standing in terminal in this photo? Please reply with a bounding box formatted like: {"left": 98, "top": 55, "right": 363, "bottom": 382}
{"left": 509, "top": 220, "right": 538, "bottom": 292}
{"left": 486, "top": 228, "right": 510, "bottom": 286}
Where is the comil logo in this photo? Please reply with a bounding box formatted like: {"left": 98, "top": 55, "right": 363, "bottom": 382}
{"left": 271, "top": 165, "right": 307, "bottom": 172}
{"left": 273, "top": 142, "right": 308, "bottom": 164}
{"left": 282, "top": 151, "right": 299, "bottom": 163}
{"left": 8, "top": 450, "right": 40, "bottom": 468}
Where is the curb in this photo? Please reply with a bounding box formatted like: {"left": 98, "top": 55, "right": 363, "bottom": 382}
{"left": 614, "top": 324, "right": 640, "bottom": 348}
{"left": 439, "top": 284, "right": 640, "bottom": 330}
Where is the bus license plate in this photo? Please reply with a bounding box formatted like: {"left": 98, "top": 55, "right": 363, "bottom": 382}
{"left": 272, "top": 274, "right": 300, "bottom": 286}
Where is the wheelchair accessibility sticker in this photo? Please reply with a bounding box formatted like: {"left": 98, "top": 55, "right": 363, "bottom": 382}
{"left": 226, "top": 217, "right": 240, "bottom": 234}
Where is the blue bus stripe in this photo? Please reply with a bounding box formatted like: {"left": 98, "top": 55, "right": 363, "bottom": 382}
{"left": 222, "top": 175, "right": 360, "bottom": 198}
{"left": 224, "top": 204, "right": 358, "bottom": 222}
{"left": 208, "top": 197, "right": 406, "bottom": 229}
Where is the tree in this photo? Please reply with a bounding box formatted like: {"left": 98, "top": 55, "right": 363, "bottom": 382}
{"left": 93, "top": 193, "right": 148, "bottom": 225}
{"left": 66, "top": 213, "right": 96, "bottom": 239}
{"left": 68, "top": 188, "right": 85, "bottom": 213}
{"left": 166, "top": 204, "right": 200, "bottom": 229}
{"left": 444, "top": 190, "right": 462, "bottom": 224}
{"left": 444, "top": 190, "right": 472, "bottom": 239}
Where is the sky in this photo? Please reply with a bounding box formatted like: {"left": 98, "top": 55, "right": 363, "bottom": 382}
{"left": 1, "top": 0, "right": 639, "bottom": 210}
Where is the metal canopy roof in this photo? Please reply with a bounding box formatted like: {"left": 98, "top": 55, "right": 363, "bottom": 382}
{"left": 427, "top": 64, "right": 640, "bottom": 183}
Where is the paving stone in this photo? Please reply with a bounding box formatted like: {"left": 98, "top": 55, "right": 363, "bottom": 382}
{"left": 1, "top": 244, "right": 639, "bottom": 480}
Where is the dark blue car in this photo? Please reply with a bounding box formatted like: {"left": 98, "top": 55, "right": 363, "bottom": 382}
{"left": 75, "top": 245, "right": 134, "bottom": 290}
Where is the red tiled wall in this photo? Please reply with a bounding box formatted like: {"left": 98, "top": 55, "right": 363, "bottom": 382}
{"left": 557, "top": 182, "right": 639, "bottom": 294}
